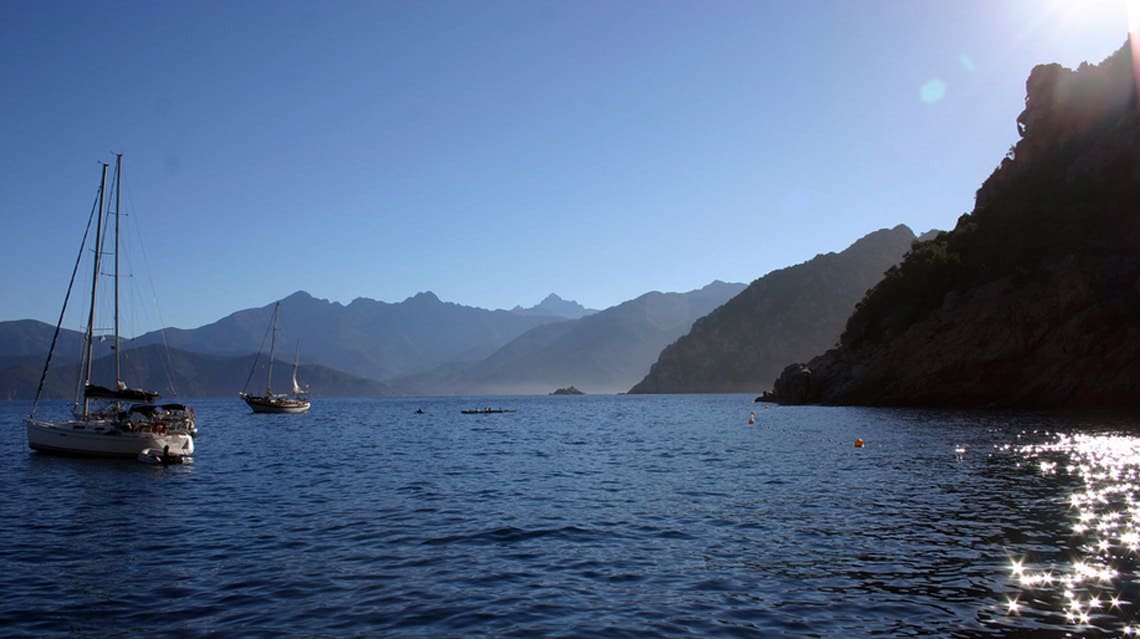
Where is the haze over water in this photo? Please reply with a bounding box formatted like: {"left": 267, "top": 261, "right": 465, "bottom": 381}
{"left": 3, "top": 395, "right": 1140, "bottom": 637}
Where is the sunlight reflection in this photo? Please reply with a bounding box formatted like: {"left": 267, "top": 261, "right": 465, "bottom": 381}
{"left": 1002, "top": 430, "right": 1140, "bottom": 634}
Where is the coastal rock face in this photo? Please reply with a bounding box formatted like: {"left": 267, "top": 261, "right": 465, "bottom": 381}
{"left": 769, "top": 364, "right": 814, "bottom": 404}
{"left": 774, "top": 256, "right": 1140, "bottom": 406}
{"left": 628, "top": 226, "right": 917, "bottom": 394}
{"left": 770, "top": 39, "right": 1140, "bottom": 408}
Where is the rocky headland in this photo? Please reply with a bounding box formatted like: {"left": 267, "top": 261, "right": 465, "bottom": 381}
{"left": 769, "top": 38, "right": 1140, "bottom": 409}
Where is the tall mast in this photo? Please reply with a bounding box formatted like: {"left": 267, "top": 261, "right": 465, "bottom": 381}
{"left": 82, "top": 163, "right": 109, "bottom": 417}
{"left": 292, "top": 340, "right": 302, "bottom": 395}
{"left": 267, "top": 302, "right": 280, "bottom": 395}
{"left": 113, "top": 153, "right": 122, "bottom": 387}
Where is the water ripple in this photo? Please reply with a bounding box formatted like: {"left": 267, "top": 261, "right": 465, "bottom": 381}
{"left": 3, "top": 398, "right": 1140, "bottom": 637}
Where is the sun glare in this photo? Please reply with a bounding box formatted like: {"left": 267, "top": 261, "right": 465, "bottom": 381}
{"left": 1033, "top": 0, "right": 1140, "bottom": 49}
{"left": 1052, "top": 0, "right": 1135, "bottom": 30}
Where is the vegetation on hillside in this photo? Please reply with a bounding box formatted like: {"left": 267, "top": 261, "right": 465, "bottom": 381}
{"left": 841, "top": 40, "right": 1139, "bottom": 352}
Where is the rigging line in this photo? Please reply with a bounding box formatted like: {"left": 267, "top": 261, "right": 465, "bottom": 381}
{"left": 120, "top": 162, "right": 181, "bottom": 397}
{"left": 241, "top": 311, "right": 275, "bottom": 394}
{"left": 82, "top": 165, "right": 109, "bottom": 419}
{"left": 29, "top": 189, "right": 101, "bottom": 419}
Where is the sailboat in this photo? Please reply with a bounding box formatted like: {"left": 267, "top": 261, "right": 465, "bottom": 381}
{"left": 240, "top": 302, "right": 312, "bottom": 414}
{"left": 26, "top": 155, "right": 197, "bottom": 458}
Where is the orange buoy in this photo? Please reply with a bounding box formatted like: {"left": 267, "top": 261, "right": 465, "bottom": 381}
{"left": 854, "top": 438, "right": 864, "bottom": 448}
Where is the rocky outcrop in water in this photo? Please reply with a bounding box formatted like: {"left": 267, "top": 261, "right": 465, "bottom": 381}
{"left": 769, "top": 39, "right": 1140, "bottom": 408}
{"left": 551, "top": 386, "right": 585, "bottom": 395}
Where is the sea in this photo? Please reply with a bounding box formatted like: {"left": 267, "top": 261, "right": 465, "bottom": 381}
{"left": 2, "top": 394, "right": 1139, "bottom": 638}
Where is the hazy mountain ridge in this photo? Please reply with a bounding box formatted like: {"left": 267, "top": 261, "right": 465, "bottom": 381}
{"left": 393, "top": 281, "right": 747, "bottom": 395}
{"left": 0, "top": 319, "right": 93, "bottom": 370}
{"left": 0, "top": 287, "right": 693, "bottom": 399}
{"left": 629, "top": 226, "right": 918, "bottom": 394}
{"left": 127, "top": 290, "right": 570, "bottom": 381}
{"left": 769, "top": 39, "right": 1140, "bottom": 408}
{"left": 0, "top": 343, "right": 397, "bottom": 401}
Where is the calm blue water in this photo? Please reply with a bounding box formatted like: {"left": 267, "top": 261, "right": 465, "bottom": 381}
{"left": 2, "top": 395, "right": 1140, "bottom": 638}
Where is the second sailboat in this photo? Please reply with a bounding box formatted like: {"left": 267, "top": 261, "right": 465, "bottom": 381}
{"left": 240, "top": 302, "right": 311, "bottom": 414}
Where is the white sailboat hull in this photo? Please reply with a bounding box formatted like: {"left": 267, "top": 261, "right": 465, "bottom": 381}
{"left": 241, "top": 394, "right": 311, "bottom": 414}
{"left": 26, "top": 419, "right": 195, "bottom": 458}
{"left": 26, "top": 156, "right": 199, "bottom": 461}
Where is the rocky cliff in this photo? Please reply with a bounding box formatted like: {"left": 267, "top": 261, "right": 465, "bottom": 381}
{"left": 769, "top": 38, "right": 1140, "bottom": 408}
{"left": 628, "top": 226, "right": 917, "bottom": 394}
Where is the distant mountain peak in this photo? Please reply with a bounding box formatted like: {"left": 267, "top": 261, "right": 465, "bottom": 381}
{"left": 405, "top": 291, "right": 441, "bottom": 304}
{"left": 698, "top": 280, "right": 740, "bottom": 292}
{"left": 511, "top": 294, "right": 596, "bottom": 320}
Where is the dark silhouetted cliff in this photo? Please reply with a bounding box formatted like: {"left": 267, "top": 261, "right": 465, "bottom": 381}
{"left": 769, "top": 39, "right": 1140, "bottom": 408}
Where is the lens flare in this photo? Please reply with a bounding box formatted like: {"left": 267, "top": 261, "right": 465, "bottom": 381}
{"left": 919, "top": 79, "right": 947, "bottom": 104}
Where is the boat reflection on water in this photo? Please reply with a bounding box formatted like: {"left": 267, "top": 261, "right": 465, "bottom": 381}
{"left": 999, "top": 431, "right": 1140, "bottom": 634}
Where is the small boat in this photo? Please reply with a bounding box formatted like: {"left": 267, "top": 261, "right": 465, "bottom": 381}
{"left": 240, "top": 302, "right": 311, "bottom": 414}
{"left": 137, "top": 447, "right": 193, "bottom": 465}
{"left": 25, "top": 155, "right": 196, "bottom": 458}
{"left": 461, "top": 408, "right": 514, "bottom": 414}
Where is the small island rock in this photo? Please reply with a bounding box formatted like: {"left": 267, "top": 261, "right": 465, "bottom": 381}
{"left": 551, "top": 386, "right": 585, "bottom": 395}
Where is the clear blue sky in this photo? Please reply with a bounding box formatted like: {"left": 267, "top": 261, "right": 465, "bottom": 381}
{"left": 1, "top": 0, "right": 1134, "bottom": 336}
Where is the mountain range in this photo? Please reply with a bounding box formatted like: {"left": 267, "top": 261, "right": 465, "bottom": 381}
{"left": 0, "top": 219, "right": 917, "bottom": 399}
{"left": 6, "top": 41, "right": 1128, "bottom": 409}
{"left": 0, "top": 283, "right": 750, "bottom": 398}
{"left": 2, "top": 343, "right": 395, "bottom": 401}
{"left": 396, "top": 281, "right": 746, "bottom": 394}
{"left": 126, "top": 290, "right": 572, "bottom": 382}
